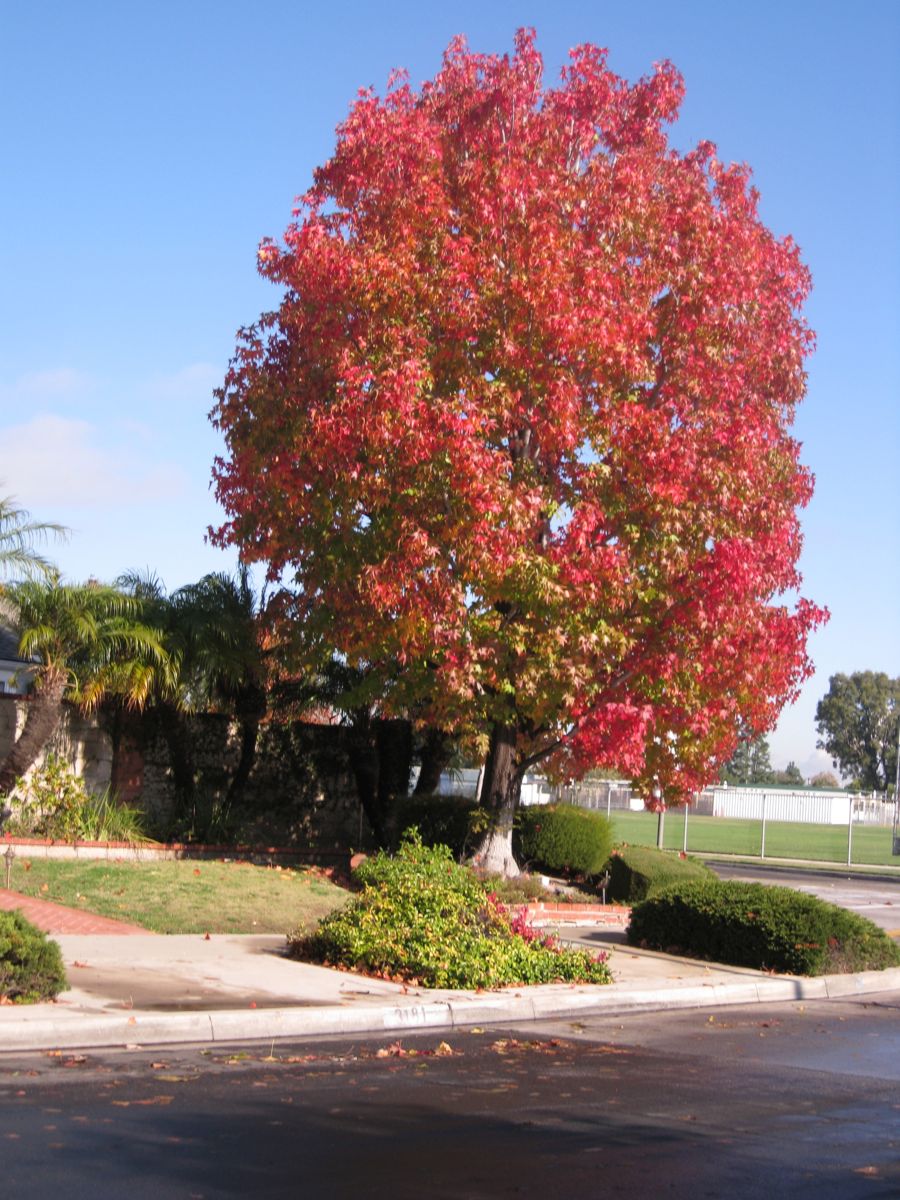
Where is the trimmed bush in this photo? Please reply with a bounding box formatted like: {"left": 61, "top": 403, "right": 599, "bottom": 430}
{"left": 628, "top": 880, "right": 900, "bottom": 976}
{"left": 289, "top": 833, "right": 612, "bottom": 989}
{"left": 392, "top": 794, "right": 479, "bottom": 857}
{"left": 516, "top": 804, "right": 613, "bottom": 877}
{"left": 0, "top": 911, "right": 68, "bottom": 1002}
{"left": 607, "top": 844, "right": 713, "bottom": 903}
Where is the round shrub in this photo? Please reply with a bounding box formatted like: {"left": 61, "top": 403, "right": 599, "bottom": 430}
{"left": 0, "top": 911, "right": 68, "bottom": 1002}
{"left": 290, "top": 833, "right": 612, "bottom": 989}
{"left": 606, "top": 844, "right": 713, "bottom": 903}
{"left": 516, "top": 804, "right": 613, "bottom": 877}
{"left": 628, "top": 880, "right": 900, "bottom": 976}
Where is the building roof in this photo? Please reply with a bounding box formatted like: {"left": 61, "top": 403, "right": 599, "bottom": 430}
{"left": 0, "top": 626, "right": 26, "bottom": 664}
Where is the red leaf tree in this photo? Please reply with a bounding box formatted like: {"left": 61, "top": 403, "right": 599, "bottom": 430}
{"left": 212, "top": 31, "right": 825, "bottom": 874}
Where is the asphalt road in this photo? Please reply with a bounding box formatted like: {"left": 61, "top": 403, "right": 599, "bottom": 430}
{"left": 2, "top": 993, "right": 898, "bottom": 1199}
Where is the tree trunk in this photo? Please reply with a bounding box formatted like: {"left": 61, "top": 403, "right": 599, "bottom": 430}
{"left": 375, "top": 717, "right": 413, "bottom": 845}
{"left": 469, "top": 721, "right": 521, "bottom": 877}
{"left": 413, "top": 727, "right": 454, "bottom": 796}
{"left": 0, "top": 672, "right": 67, "bottom": 796}
{"left": 346, "top": 716, "right": 386, "bottom": 847}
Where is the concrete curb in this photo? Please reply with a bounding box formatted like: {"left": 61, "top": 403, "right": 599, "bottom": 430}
{"left": 4, "top": 966, "right": 899, "bottom": 1054}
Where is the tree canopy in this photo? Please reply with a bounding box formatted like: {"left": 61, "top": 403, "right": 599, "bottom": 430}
{"left": 211, "top": 31, "right": 824, "bottom": 869}
{"left": 816, "top": 672, "right": 899, "bottom": 793}
{"left": 721, "top": 732, "right": 774, "bottom": 787}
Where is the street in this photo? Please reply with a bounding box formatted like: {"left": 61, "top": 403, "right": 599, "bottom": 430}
{"left": 2, "top": 993, "right": 898, "bottom": 1199}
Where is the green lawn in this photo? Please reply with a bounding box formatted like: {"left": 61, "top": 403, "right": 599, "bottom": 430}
{"left": 608, "top": 810, "right": 900, "bottom": 868}
{"left": 4, "top": 857, "right": 351, "bottom": 934}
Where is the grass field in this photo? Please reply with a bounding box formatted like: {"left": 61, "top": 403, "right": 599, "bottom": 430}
{"left": 4, "top": 857, "right": 350, "bottom": 934}
{"left": 607, "top": 809, "right": 900, "bottom": 868}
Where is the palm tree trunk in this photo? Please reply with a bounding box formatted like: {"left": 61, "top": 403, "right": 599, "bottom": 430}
{"left": 0, "top": 672, "right": 68, "bottom": 795}
{"left": 157, "top": 702, "right": 196, "bottom": 823}
{"left": 224, "top": 686, "right": 266, "bottom": 809}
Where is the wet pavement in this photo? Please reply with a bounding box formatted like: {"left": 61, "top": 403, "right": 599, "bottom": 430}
{"left": 2, "top": 994, "right": 899, "bottom": 1199}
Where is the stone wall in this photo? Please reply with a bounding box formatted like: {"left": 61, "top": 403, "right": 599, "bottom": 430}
{"left": 0, "top": 696, "right": 363, "bottom": 847}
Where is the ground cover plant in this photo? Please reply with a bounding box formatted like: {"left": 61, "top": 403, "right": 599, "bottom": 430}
{"left": 5, "top": 756, "right": 149, "bottom": 844}
{"left": 3, "top": 857, "right": 349, "bottom": 935}
{"left": 609, "top": 810, "right": 898, "bottom": 868}
{"left": 628, "top": 880, "right": 900, "bottom": 975}
{"left": 289, "top": 835, "right": 612, "bottom": 988}
{"left": 516, "top": 804, "right": 613, "bottom": 878}
{"left": 606, "top": 844, "right": 714, "bottom": 903}
{"left": 0, "top": 910, "right": 67, "bottom": 1002}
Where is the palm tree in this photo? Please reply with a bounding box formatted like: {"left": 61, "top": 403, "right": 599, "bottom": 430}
{"left": 117, "top": 567, "right": 267, "bottom": 827}
{"left": 0, "top": 575, "right": 174, "bottom": 795}
{"left": 0, "top": 493, "right": 68, "bottom": 583}
{"left": 170, "top": 567, "right": 267, "bottom": 811}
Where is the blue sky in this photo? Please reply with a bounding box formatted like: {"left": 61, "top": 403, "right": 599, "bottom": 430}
{"left": 1, "top": 1, "right": 897, "bottom": 776}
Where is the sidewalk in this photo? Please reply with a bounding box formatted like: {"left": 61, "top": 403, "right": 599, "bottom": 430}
{"left": 1, "top": 889, "right": 899, "bottom": 1054}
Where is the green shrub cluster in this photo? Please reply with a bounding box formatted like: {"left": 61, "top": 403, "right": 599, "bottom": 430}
{"left": 8, "top": 756, "right": 148, "bottom": 844}
{"left": 628, "top": 880, "right": 900, "bottom": 976}
{"left": 289, "top": 834, "right": 612, "bottom": 989}
{"left": 392, "top": 794, "right": 478, "bottom": 857}
{"left": 607, "top": 845, "right": 713, "bottom": 903}
{"left": 515, "top": 804, "right": 613, "bottom": 877}
{"left": 0, "top": 911, "right": 68, "bottom": 1002}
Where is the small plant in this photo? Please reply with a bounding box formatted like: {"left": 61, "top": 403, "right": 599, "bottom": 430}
{"left": 477, "top": 872, "right": 550, "bottom": 905}
{"left": 6, "top": 755, "right": 149, "bottom": 843}
{"left": 606, "top": 844, "right": 713, "bottom": 903}
{"left": 516, "top": 804, "right": 613, "bottom": 878}
{"left": 628, "top": 880, "right": 900, "bottom": 976}
{"left": 289, "top": 832, "right": 612, "bottom": 989}
{"left": 0, "top": 910, "right": 68, "bottom": 1002}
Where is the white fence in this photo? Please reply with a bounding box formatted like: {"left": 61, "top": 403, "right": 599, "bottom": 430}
{"left": 708, "top": 787, "right": 894, "bottom": 827}
{"left": 434, "top": 773, "right": 894, "bottom": 825}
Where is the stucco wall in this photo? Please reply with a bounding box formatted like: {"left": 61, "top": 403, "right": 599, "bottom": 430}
{"left": 0, "top": 695, "right": 113, "bottom": 794}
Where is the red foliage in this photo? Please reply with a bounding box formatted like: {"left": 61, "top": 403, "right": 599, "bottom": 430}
{"left": 211, "top": 30, "right": 825, "bottom": 806}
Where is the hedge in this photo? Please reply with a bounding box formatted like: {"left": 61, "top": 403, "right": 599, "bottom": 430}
{"left": 0, "top": 911, "right": 68, "bottom": 1002}
{"left": 606, "top": 844, "right": 713, "bottom": 903}
{"left": 627, "top": 880, "right": 900, "bottom": 976}
{"left": 392, "top": 794, "right": 478, "bottom": 857}
{"left": 516, "top": 804, "right": 613, "bottom": 877}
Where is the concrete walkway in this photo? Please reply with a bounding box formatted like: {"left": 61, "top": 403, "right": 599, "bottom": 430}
{"left": 1, "top": 890, "right": 899, "bottom": 1054}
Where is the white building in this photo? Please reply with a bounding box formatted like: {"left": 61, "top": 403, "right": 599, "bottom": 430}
{"left": 0, "top": 626, "right": 34, "bottom": 696}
